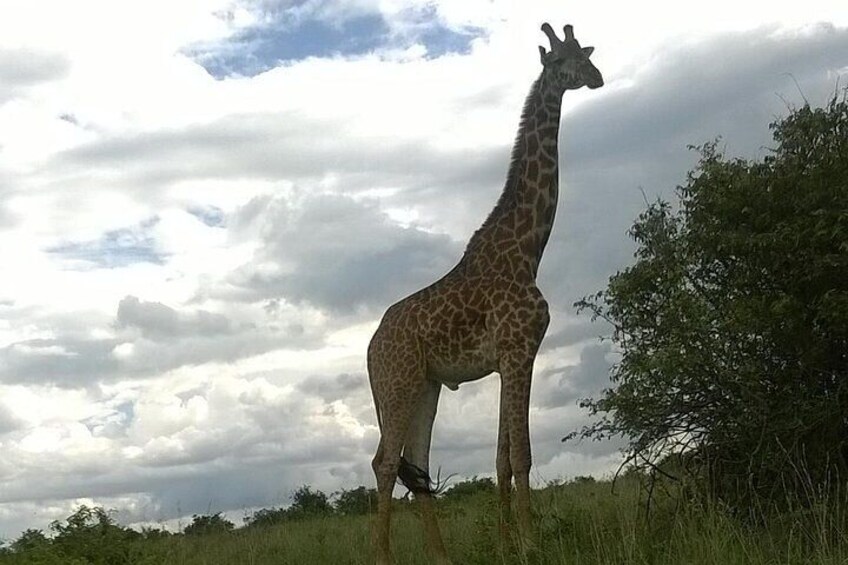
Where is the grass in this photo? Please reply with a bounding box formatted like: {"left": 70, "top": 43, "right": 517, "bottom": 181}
{"left": 4, "top": 477, "right": 848, "bottom": 564}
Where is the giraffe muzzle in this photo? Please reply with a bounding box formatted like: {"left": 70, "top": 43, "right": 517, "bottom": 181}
{"left": 587, "top": 69, "right": 604, "bottom": 89}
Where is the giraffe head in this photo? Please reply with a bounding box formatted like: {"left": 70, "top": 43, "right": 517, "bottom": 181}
{"left": 538, "top": 23, "right": 603, "bottom": 91}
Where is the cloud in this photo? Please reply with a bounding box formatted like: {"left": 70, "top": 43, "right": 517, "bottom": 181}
{"left": 297, "top": 372, "right": 367, "bottom": 404}
{"left": 0, "top": 402, "right": 21, "bottom": 435}
{"left": 1, "top": 337, "right": 120, "bottom": 387}
{"left": 51, "top": 109, "right": 504, "bottom": 202}
{"left": 0, "top": 48, "right": 69, "bottom": 104}
{"left": 116, "top": 296, "right": 233, "bottom": 340}
{"left": 0, "top": 297, "right": 322, "bottom": 387}
{"left": 542, "top": 317, "right": 610, "bottom": 352}
{"left": 535, "top": 343, "right": 614, "bottom": 410}
{"left": 224, "top": 192, "right": 462, "bottom": 313}
{"left": 0, "top": 372, "right": 376, "bottom": 534}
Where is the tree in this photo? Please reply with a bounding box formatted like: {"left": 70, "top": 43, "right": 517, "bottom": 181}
{"left": 9, "top": 529, "right": 49, "bottom": 553}
{"left": 243, "top": 486, "right": 338, "bottom": 527}
{"left": 440, "top": 477, "right": 495, "bottom": 501}
{"left": 5, "top": 528, "right": 80, "bottom": 565}
{"left": 244, "top": 507, "right": 288, "bottom": 528}
{"left": 333, "top": 486, "right": 377, "bottom": 515}
{"left": 287, "top": 485, "right": 333, "bottom": 519}
{"left": 183, "top": 513, "right": 235, "bottom": 536}
{"left": 572, "top": 94, "right": 848, "bottom": 507}
{"left": 49, "top": 505, "right": 139, "bottom": 564}
{"left": 138, "top": 525, "right": 172, "bottom": 540}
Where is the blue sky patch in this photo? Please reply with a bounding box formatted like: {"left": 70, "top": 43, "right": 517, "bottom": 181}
{"left": 188, "top": 7, "right": 486, "bottom": 79}
{"left": 47, "top": 218, "right": 165, "bottom": 269}
{"left": 187, "top": 205, "right": 225, "bottom": 228}
{"left": 398, "top": 4, "right": 485, "bottom": 58}
{"left": 418, "top": 23, "right": 482, "bottom": 58}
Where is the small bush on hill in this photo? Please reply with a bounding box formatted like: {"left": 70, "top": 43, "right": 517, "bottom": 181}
{"left": 183, "top": 513, "right": 234, "bottom": 536}
{"left": 333, "top": 486, "right": 377, "bottom": 515}
{"left": 441, "top": 476, "right": 496, "bottom": 501}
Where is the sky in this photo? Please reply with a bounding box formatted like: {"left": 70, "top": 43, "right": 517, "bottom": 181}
{"left": 0, "top": 0, "right": 846, "bottom": 539}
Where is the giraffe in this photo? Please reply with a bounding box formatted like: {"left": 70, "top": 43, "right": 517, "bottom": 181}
{"left": 367, "top": 22, "right": 603, "bottom": 564}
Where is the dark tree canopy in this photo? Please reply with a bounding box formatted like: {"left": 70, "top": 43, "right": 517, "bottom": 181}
{"left": 288, "top": 485, "right": 333, "bottom": 518}
{"left": 333, "top": 485, "right": 377, "bottom": 515}
{"left": 440, "top": 476, "right": 496, "bottom": 501}
{"left": 184, "top": 513, "right": 235, "bottom": 536}
{"left": 573, "top": 94, "right": 848, "bottom": 505}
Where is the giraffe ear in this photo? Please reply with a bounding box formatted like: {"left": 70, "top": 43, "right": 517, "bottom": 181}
{"left": 582, "top": 46, "right": 594, "bottom": 57}
{"left": 538, "top": 45, "right": 547, "bottom": 63}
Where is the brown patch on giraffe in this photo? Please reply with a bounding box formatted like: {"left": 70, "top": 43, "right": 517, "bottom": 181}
{"left": 526, "top": 133, "right": 539, "bottom": 157}
{"left": 526, "top": 160, "right": 540, "bottom": 182}
{"left": 538, "top": 149, "right": 556, "bottom": 168}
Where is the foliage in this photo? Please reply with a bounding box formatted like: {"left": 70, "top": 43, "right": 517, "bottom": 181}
{"left": 8, "top": 530, "right": 48, "bottom": 554}
{"left": 440, "top": 476, "right": 496, "bottom": 501}
{"left": 3, "top": 529, "right": 69, "bottom": 565}
{"left": 183, "top": 513, "right": 234, "bottom": 536}
{"left": 139, "top": 526, "right": 172, "bottom": 540}
{"left": 44, "top": 505, "right": 140, "bottom": 564}
{"left": 572, "top": 94, "right": 848, "bottom": 507}
{"left": 243, "top": 486, "right": 341, "bottom": 528}
{"left": 333, "top": 486, "right": 377, "bottom": 515}
{"left": 50, "top": 505, "right": 138, "bottom": 563}
{"left": 244, "top": 506, "right": 290, "bottom": 528}
{"left": 286, "top": 485, "right": 333, "bottom": 519}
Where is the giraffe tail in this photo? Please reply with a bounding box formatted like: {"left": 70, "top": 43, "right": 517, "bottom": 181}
{"left": 369, "top": 363, "right": 452, "bottom": 495}
{"left": 397, "top": 457, "right": 454, "bottom": 495}
{"left": 372, "top": 386, "right": 453, "bottom": 495}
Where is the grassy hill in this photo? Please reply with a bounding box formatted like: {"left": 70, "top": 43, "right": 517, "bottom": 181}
{"left": 2, "top": 476, "right": 847, "bottom": 564}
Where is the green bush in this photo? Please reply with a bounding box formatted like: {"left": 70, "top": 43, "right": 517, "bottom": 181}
{"left": 333, "top": 486, "right": 377, "bottom": 515}
{"left": 286, "top": 486, "right": 333, "bottom": 519}
{"left": 183, "top": 513, "right": 234, "bottom": 536}
{"left": 441, "top": 476, "right": 496, "bottom": 501}
{"left": 572, "top": 93, "right": 848, "bottom": 509}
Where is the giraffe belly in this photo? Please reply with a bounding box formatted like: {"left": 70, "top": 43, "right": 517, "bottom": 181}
{"left": 426, "top": 346, "right": 497, "bottom": 391}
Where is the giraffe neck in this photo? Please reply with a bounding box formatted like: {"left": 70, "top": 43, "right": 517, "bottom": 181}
{"left": 461, "top": 70, "right": 564, "bottom": 279}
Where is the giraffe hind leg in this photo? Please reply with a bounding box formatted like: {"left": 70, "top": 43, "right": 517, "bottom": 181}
{"left": 370, "top": 359, "right": 429, "bottom": 564}
{"left": 401, "top": 380, "right": 450, "bottom": 563}
{"left": 399, "top": 379, "right": 444, "bottom": 494}
{"left": 496, "top": 387, "right": 513, "bottom": 541}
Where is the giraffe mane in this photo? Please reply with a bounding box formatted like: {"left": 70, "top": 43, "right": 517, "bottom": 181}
{"left": 463, "top": 76, "right": 542, "bottom": 255}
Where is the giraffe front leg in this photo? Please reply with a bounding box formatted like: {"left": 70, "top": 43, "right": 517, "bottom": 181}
{"left": 499, "top": 350, "right": 536, "bottom": 550}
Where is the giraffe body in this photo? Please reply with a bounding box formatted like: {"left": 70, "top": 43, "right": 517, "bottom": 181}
{"left": 371, "top": 272, "right": 547, "bottom": 388}
{"left": 368, "top": 23, "right": 603, "bottom": 564}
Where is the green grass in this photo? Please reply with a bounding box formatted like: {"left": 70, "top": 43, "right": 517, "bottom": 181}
{"left": 5, "top": 478, "right": 848, "bottom": 564}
